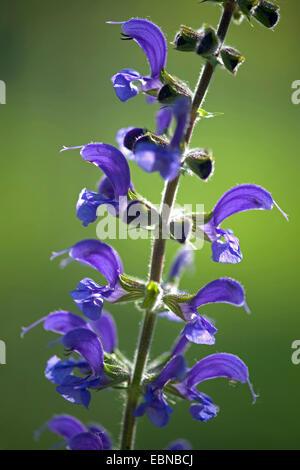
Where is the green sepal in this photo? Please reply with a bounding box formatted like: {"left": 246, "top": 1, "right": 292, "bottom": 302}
{"left": 253, "top": 1, "right": 280, "bottom": 29}
{"left": 185, "top": 148, "right": 214, "bottom": 181}
{"left": 221, "top": 46, "right": 245, "bottom": 75}
{"left": 196, "top": 24, "right": 220, "bottom": 58}
{"left": 162, "top": 293, "right": 194, "bottom": 321}
{"left": 172, "top": 25, "right": 202, "bottom": 52}
{"left": 115, "top": 274, "right": 146, "bottom": 303}
{"left": 146, "top": 131, "right": 169, "bottom": 146}
{"left": 103, "top": 351, "right": 130, "bottom": 382}
{"left": 158, "top": 69, "right": 192, "bottom": 104}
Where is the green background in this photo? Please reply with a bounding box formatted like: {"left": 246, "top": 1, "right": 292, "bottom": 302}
{"left": 1, "top": 0, "right": 299, "bottom": 450}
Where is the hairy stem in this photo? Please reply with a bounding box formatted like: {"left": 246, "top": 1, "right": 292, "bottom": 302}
{"left": 120, "top": 0, "right": 235, "bottom": 450}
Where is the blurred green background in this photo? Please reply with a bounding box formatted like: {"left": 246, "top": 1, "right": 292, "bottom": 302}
{"left": 1, "top": 0, "right": 299, "bottom": 450}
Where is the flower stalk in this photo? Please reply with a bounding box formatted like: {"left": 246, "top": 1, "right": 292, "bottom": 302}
{"left": 120, "top": 0, "right": 236, "bottom": 450}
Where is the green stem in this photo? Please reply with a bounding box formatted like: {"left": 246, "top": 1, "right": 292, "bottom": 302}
{"left": 120, "top": 0, "right": 235, "bottom": 450}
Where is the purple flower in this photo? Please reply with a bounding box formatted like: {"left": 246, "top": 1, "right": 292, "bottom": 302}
{"left": 22, "top": 308, "right": 118, "bottom": 407}
{"left": 134, "top": 355, "right": 186, "bottom": 428}
{"left": 21, "top": 309, "right": 118, "bottom": 353}
{"left": 62, "top": 143, "right": 132, "bottom": 226}
{"left": 51, "top": 239, "right": 126, "bottom": 319}
{"left": 156, "top": 107, "right": 173, "bottom": 135}
{"left": 167, "top": 246, "right": 194, "bottom": 283}
{"left": 167, "top": 439, "right": 192, "bottom": 450}
{"left": 134, "top": 97, "right": 190, "bottom": 181}
{"left": 180, "top": 277, "right": 249, "bottom": 321}
{"left": 203, "top": 184, "right": 288, "bottom": 264}
{"left": 110, "top": 19, "right": 167, "bottom": 102}
{"left": 175, "top": 353, "right": 257, "bottom": 422}
{"left": 116, "top": 127, "right": 135, "bottom": 159}
{"left": 36, "top": 414, "right": 111, "bottom": 450}
{"left": 21, "top": 310, "right": 88, "bottom": 338}
{"left": 62, "top": 327, "right": 104, "bottom": 376}
{"left": 171, "top": 315, "right": 218, "bottom": 356}
{"left": 70, "top": 278, "right": 105, "bottom": 321}
{"left": 90, "top": 310, "right": 118, "bottom": 353}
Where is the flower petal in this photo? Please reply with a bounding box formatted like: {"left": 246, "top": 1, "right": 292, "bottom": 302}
{"left": 21, "top": 311, "right": 87, "bottom": 338}
{"left": 186, "top": 278, "right": 248, "bottom": 315}
{"left": 97, "top": 176, "right": 116, "bottom": 199}
{"left": 111, "top": 69, "right": 141, "bottom": 102}
{"left": 156, "top": 107, "right": 173, "bottom": 135}
{"left": 45, "top": 355, "right": 88, "bottom": 384}
{"left": 89, "top": 311, "right": 118, "bottom": 353}
{"left": 212, "top": 184, "right": 278, "bottom": 226}
{"left": 167, "top": 246, "right": 194, "bottom": 282}
{"left": 80, "top": 143, "right": 131, "bottom": 199}
{"left": 47, "top": 415, "right": 86, "bottom": 440}
{"left": 211, "top": 229, "right": 242, "bottom": 264}
{"left": 169, "top": 96, "right": 190, "bottom": 149}
{"left": 115, "top": 127, "right": 135, "bottom": 159}
{"left": 70, "top": 278, "right": 104, "bottom": 320}
{"left": 76, "top": 188, "right": 117, "bottom": 227}
{"left": 62, "top": 328, "right": 104, "bottom": 376}
{"left": 133, "top": 387, "right": 173, "bottom": 428}
{"left": 190, "top": 401, "right": 219, "bottom": 422}
{"left": 154, "top": 355, "right": 186, "bottom": 390}
{"left": 135, "top": 142, "right": 180, "bottom": 181}
{"left": 121, "top": 19, "right": 167, "bottom": 78}
{"left": 88, "top": 424, "right": 112, "bottom": 450}
{"left": 187, "top": 352, "right": 250, "bottom": 388}
{"left": 167, "top": 440, "right": 192, "bottom": 450}
{"left": 69, "top": 239, "right": 123, "bottom": 287}
{"left": 182, "top": 315, "right": 217, "bottom": 346}
{"left": 56, "top": 375, "right": 93, "bottom": 408}
{"left": 68, "top": 432, "right": 103, "bottom": 450}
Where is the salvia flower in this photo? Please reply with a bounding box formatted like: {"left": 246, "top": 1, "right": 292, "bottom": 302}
{"left": 163, "top": 276, "right": 247, "bottom": 347}
{"left": 135, "top": 352, "right": 255, "bottom": 428}
{"left": 61, "top": 143, "right": 132, "bottom": 226}
{"left": 51, "top": 239, "right": 125, "bottom": 319}
{"left": 134, "top": 355, "right": 186, "bottom": 427}
{"left": 203, "top": 184, "right": 288, "bottom": 263}
{"left": 134, "top": 97, "right": 190, "bottom": 181}
{"left": 36, "top": 414, "right": 111, "bottom": 450}
{"left": 110, "top": 19, "right": 167, "bottom": 102}
{"left": 180, "top": 277, "right": 249, "bottom": 321}
{"left": 175, "top": 353, "right": 257, "bottom": 422}
{"left": 22, "top": 309, "right": 118, "bottom": 407}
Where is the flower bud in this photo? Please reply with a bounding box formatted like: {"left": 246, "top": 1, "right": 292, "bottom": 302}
{"left": 172, "top": 25, "right": 201, "bottom": 52}
{"left": 158, "top": 69, "right": 192, "bottom": 104}
{"left": 196, "top": 25, "right": 220, "bottom": 57}
{"left": 253, "top": 1, "right": 280, "bottom": 29}
{"left": 185, "top": 148, "right": 214, "bottom": 181}
{"left": 221, "top": 46, "right": 245, "bottom": 74}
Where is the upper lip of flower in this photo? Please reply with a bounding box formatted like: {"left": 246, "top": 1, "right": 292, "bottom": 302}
{"left": 109, "top": 18, "right": 168, "bottom": 102}
{"left": 36, "top": 414, "right": 111, "bottom": 450}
